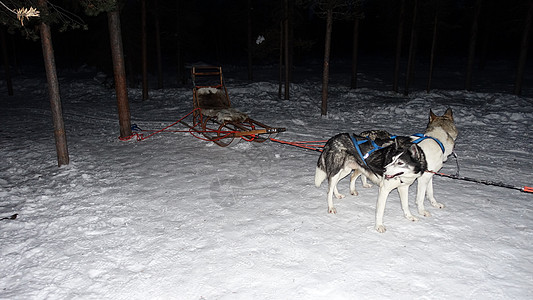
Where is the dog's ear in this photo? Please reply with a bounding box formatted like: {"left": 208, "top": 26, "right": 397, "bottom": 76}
{"left": 409, "top": 144, "right": 420, "bottom": 158}
{"left": 444, "top": 108, "right": 454, "bottom": 120}
{"left": 429, "top": 109, "right": 437, "bottom": 122}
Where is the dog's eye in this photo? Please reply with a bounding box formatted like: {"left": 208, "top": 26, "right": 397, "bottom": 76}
{"left": 397, "top": 162, "right": 404, "bottom": 166}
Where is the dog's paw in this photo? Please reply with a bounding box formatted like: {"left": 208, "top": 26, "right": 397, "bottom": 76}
{"left": 375, "top": 224, "right": 387, "bottom": 233}
{"left": 335, "top": 193, "right": 345, "bottom": 199}
{"left": 350, "top": 190, "right": 358, "bottom": 196}
{"left": 328, "top": 207, "right": 337, "bottom": 214}
{"left": 419, "top": 210, "right": 431, "bottom": 217}
{"left": 363, "top": 183, "right": 373, "bottom": 188}
{"left": 432, "top": 202, "right": 445, "bottom": 209}
{"left": 405, "top": 214, "right": 419, "bottom": 222}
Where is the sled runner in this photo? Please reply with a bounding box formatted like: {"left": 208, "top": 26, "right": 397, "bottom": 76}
{"left": 189, "top": 66, "right": 286, "bottom": 146}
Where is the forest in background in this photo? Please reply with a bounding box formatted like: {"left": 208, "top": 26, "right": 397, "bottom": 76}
{"left": 2, "top": 0, "right": 531, "bottom": 80}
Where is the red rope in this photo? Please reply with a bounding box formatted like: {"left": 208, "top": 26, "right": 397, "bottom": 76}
{"left": 269, "top": 138, "right": 326, "bottom": 152}
{"left": 119, "top": 108, "right": 250, "bottom": 143}
{"left": 119, "top": 108, "right": 202, "bottom": 141}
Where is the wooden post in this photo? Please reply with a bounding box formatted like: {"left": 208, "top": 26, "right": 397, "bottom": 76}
{"left": 38, "top": 0, "right": 69, "bottom": 167}
{"left": 107, "top": 9, "right": 132, "bottom": 139}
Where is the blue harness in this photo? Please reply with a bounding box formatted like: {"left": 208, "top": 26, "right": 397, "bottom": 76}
{"left": 411, "top": 133, "right": 445, "bottom": 153}
{"left": 350, "top": 135, "right": 382, "bottom": 166}
{"left": 350, "top": 133, "right": 445, "bottom": 166}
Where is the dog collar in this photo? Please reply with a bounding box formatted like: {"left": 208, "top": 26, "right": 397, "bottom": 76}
{"left": 411, "top": 133, "right": 445, "bottom": 153}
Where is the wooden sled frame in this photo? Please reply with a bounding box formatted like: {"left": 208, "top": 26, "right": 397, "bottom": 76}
{"left": 191, "top": 66, "right": 286, "bottom": 147}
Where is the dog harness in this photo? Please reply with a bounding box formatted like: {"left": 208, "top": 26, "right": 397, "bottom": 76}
{"left": 350, "top": 133, "right": 445, "bottom": 166}
{"left": 411, "top": 133, "right": 445, "bottom": 153}
{"left": 350, "top": 135, "right": 382, "bottom": 166}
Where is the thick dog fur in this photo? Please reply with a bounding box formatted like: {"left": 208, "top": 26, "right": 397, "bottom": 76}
{"left": 412, "top": 108, "right": 458, "bottom": 219}
{"left": 315, "top": 133, "right": 427, "bottom": 232}
{"left": 315, "top": 108, "right": 457, "bottom": 233}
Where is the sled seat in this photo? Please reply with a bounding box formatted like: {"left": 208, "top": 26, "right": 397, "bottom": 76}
{"left": 193, "top": 67, "right": 249, "bottom": 122}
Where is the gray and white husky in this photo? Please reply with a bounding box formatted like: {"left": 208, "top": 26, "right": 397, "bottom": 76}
{"left": 315, "top": 133, "right": 427, "bottom": 231}
{"left": 411, "top": 108, "right": 458, "bottom": 220}
{"left": 315, "top": 109, "right": 458, "bottom": 233}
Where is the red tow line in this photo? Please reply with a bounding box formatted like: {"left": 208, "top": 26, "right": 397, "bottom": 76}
{"left": 269, "top": 138, "right": 326, "bottom": 152}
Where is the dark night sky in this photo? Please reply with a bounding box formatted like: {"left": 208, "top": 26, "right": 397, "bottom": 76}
{"left": 3, "top": 0, "right": 531, "bottom": 78}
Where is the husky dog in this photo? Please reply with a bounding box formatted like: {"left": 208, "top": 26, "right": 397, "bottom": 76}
{"left": 315, "top": 133, "right": 427, "bottom": 232}
{"left": 350, "top": 130, "right": 393, "bottom": 193}
{"left": 411, "top": 108, "right": 458, "bottom": 219}
{"left": 315, "top": 108, "right": 457, "bottom": 233}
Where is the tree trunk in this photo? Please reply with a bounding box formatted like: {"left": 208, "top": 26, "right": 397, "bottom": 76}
{"left": 350, "top": 17, "right": 360, "bottom": 89}
{"left": 141, "top": 0, "right": 149, "bottom": 100}
{"left": 404, "top": 0, "right": 418, "bottom": 96}
{"left": 176, "top": 0, "right": 185, "bottom": 85}
{"left": 427, "top": 12, "right": 438, "bottom": 93}
{"left": 1, "top": 26, "right": 13, "bottom": 96}
{"left": 321, "top": 9, "right": 333, "bottom": 116}
{"left": 288, "top": 0, "right": 294, "bottom": 86}
{"left": 465, "top": 0, "right": 482, "bottom": 91}
{"left": 478, "top": 1, "right": 494, "bottom": 70}
{"left": 283, "top": 0, "right": 290, "bottom": 100}
{"left": 393, "top": 0, "right": 405, "bottom": 93}
{"left": 38, "top": 0, "right": 69, "bottom": 167}
{"left": 108, "top": 9, "right": 132, "bottom": 139}
{"left": 278, "top": 19, "right": 283, "bottom": 99}
{"left": 154, "top": 0, "right": 163, "bottom": 89}
{"left": 9, "top": 33, "right": 20, "bottom": 75}
{"left": 514, "top": 1, "right": 533, "bottom": 95}
{"left": 247, "top": 0, "right": 253, "bottom": 81}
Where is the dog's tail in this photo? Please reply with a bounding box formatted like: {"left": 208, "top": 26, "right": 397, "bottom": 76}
{"left": 315, "top": 166, "right": 327, "bottom": 187}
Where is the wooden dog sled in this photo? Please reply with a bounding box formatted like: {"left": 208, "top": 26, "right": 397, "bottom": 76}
{"left": 189, "top": 66, "right": 286, "bottom": 147}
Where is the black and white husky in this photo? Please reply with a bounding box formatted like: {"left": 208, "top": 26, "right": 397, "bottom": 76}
{"left": 315, "top": 109, "right": 458, "bottom": 233}
{"left": 315, "top": 132, "right": 427, "bottom": 232}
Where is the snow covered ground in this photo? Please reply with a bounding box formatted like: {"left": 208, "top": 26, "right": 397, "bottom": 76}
{"left": 1, "top": 63, "right": 532, "bottom": 299}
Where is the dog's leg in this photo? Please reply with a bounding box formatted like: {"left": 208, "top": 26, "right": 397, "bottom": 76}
{"left": 416, "top": 173, "right": 432, "bottom": 217}
{"left": 334, "top": 168, "right": 352, "bottom": 200}
{"left": 426, "top": 175, "right": 445, "bottom": 209}
{"left": 327, "top": 171, "right": 345, "bottom": 213}
{"left": 361, "top": 175, "right": 372, "bottom": 188}
{"left": 328, "top": 168, "right": 352, "bottom": 213}
{"left": 375, "top": 184, "right": 393, "bottom": 233}
{"left": 333, "top": 184, "right": 345, "bottom": 199}
{"left": 349, "top": 170, "right": 360, "bottom": 196}
{"left": 327, "top": 177, "right": 338, "bottom": 214}
{"left": 398, "top": 185, "right": 418, "bottom": 222}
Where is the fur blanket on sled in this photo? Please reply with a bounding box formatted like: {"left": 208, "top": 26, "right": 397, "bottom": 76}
{"left": 201, "top": 108, "right": 249, "bottom": 122}
{"left": 196, "top": 87, "right": 248, "bottom": 122}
